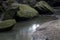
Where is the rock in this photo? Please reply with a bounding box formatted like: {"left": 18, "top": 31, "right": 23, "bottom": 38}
{"left": 14, "top": 4, "right": 39, "bottom": 21}
{"left": 17, "top": 4, "right": 39, "bottom": 18}
{"left": 0, "top": 19, "right": 16, "bottom": 32}
{"left": 34, "top": 1, "right": 54, "bottom": 15}
{"left": 33, "top": 20, "right": 60, "bottom": 40}
{"left": 3, "top": 8, "right": 17, "bottom": 20}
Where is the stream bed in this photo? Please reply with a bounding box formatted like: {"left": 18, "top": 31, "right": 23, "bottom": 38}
{"left": 0, "top": 16, "right": 57, "bottom": 40}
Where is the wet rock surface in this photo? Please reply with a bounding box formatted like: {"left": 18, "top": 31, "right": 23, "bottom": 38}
{"left": 33, "top": 20, "right": 60, "bottom": 40}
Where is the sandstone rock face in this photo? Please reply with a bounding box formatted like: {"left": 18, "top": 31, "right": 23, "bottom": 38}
{"left": 32, "top": 20, "right": 60, "bottom": 40}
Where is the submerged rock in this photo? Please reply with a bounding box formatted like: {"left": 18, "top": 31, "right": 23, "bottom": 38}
{"left": 34, "top": 1, "right": 54, "bottom": 15}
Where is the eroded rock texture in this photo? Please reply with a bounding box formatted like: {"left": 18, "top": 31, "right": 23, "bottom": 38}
{"left": 32, "top": 20, "right": 60, "bottom": 40}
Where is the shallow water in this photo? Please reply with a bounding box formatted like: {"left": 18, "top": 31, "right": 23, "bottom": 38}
{"left": 0, "top": 16, "right": 57, "bottom": 40}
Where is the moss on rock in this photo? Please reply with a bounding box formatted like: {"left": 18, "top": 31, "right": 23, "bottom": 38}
{"left": 17, "top": 4, "right": 39, "bottom": 18}
{"left": 34, "top": 1, "right": 54, "bottom": 15}
{"left": 0, "top": 19, "right": 16, "bottom": 28}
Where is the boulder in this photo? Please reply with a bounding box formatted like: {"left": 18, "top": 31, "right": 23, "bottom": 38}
{"left": 33, "top": 20, "right": 60, "bottom": 40}
{"left": 34, "top": 1, "right": 54, "bottom": 15}
{"left": 17, "top": 4, "right": 39, "bottom": 18}
{"left": 0, "top": 19, "right": 16, "bottom": 32}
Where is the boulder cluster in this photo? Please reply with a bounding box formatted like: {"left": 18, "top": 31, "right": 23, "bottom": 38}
{"left": 0, "top": 0, "right": 54, "bottom": 32}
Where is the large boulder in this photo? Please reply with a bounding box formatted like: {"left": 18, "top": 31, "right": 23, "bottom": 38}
{"left": 34, "top": 1, "right": 54, "bottom": 15}
{"left": 33, "top": 19, "right": 60, "bottom": 40}
{"left": 17, "top": 4, "right": 39, "bottom": 18}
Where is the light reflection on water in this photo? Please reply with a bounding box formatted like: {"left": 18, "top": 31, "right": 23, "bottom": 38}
{"left": 28, "top": 24, "right": 40, "bottom": 40}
